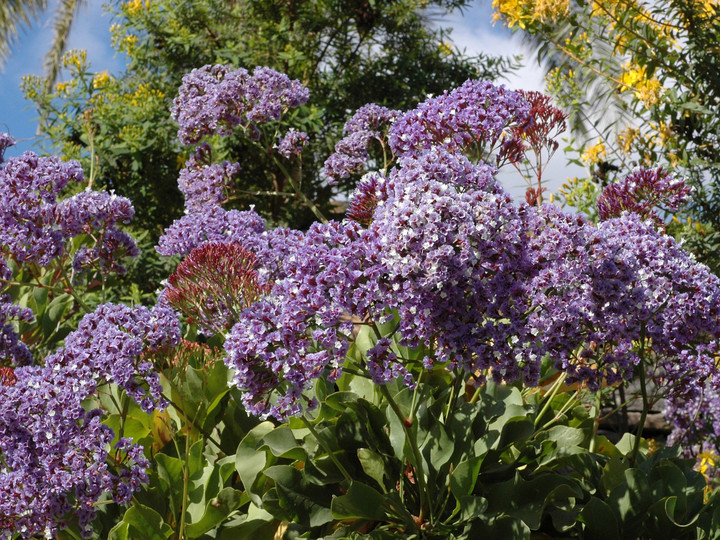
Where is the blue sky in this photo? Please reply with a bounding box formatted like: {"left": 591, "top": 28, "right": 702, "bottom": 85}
{"left": 1, "top": 0, "right": 124, "bottom": 158}
{"left": 0, "top": 1, "right": 583, "bottom": 194}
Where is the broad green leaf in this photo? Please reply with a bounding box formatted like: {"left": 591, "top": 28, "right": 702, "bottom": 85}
{"left": 357, "top": 447, "right": 387, "bottom": 491}
{"left": 123, "top": 503, "right": 173, "bottom": 540}
{"left": 331, "top": 481, "right": 394, "bottom": 522}
{"left": 236, "top": 422, "right": 275, "bottom": 506}
{"left": 579, "top": 497, "right": 620, "bottom": 540}
{"left": 185, "top": 487, "right": 245, "bottom": 538}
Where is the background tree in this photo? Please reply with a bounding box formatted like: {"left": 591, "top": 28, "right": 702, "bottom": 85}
{"left": 24, "top": 0, "right": 517, "bottom": 234}
{"left": 491, "top": 0, "right": 720, "bottom": 272}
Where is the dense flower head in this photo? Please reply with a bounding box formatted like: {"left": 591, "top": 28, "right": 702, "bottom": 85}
{"left": 171, "top": 64, "right": 310, "bottom": 145}
{"left": 225, "top": 220, "right": 371, "bottom": 418}
{"left": 523, "top": 210, "right": 720, "bottom": 389}
{"left": 44, "top": 302, "right": 181, "bottom": 412}
{"left": 276, "top": 129, "right": 309, "bottom": 159}
{"left": 0, "top": 364, "right": 150, "bottom": 538}
{"left": 156, "top": 205, "right": 266, "bottom": 257}
{"left": 387, "top": 80, "right": 530, "bottom": 160}
{"left": 367, "top": 149, "right": 530, "bottom": 379}
{"left": 0, "top": 133, "right": 14, "bottom": 165}
{"left": 175, "top": 143, "right": 241, "bottom": 212}
{"left": 323, "top": 104, "right": 399, "bottom": 181}
{"left": 0, "top": 153, "right": 84, "bottom": 264}
{"left": 596, "top": 167, "right": 690, "bottom": 225}
{"left": 164, "top": 242, "right": 269, "bottom": 334}
{"left": 0, "top": 295, "right": 34, "bottom": 367}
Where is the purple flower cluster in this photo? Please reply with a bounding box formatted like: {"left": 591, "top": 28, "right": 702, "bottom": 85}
{"left": 178, "top": 156, "right": 241, "bottom": 212}
{"left": 0, "top": 153, "right": 84, "bottom": 265}
{"left": 387, "top": 80, "right": 530, "bottom": 160}
{"left": 0, "top": 259, "right": 34, "bottom": 367}
{"left": 366, "top": 149, "right": 528, "bottom": 379}
{"left": 323, "top": 104, "right": 399, "bottom": 181}
{"left": 0, "top": 152, "right": 139, "bottom": 276}
{"left": 171, "top": 64, "right": 309, "bottom": 145}
{"left": 596, "top": 167, "right": 691, "bottom": 225}
{"left": 0, "top": 132, "right": 14, "bottom": 165}
{"left": 224, "top": 220, "right": 374, "bottom": 418}
{"left": 276, "top": 129, "right": 309, "bottom": 159}
{"left": 0, "top": 302, "right": 179, "bottom": 538}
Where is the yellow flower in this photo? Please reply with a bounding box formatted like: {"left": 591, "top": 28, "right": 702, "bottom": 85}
{"left": 124, "top": 0, "right": 143, "bottom": 16}
{"left": 617, "top": 126, "right": 639, "bottom": 155}
{"left": 582, "top": 138, "right": 607, "bottom": 165}
{"left": 54, "top": 81, "right": 69, "bottom": 93}
{"left": 62, "top": 49, "right": 87, "bottom": 70}
{"left": 92, "top": 71, "right": 112, "bottom": 89}
{"left": 534, "top": 0, "right": 569, "bottom": 22}
{"left": 438, "top": 42, "right": 453, "bottom": 56}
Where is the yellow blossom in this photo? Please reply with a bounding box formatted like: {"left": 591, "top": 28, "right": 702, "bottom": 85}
{"left": 534, "top": 0, "right": 569, "bottom": 22}
{"left": 438, "top": 42, "right": 453, "bottom": 56}
{"left": 62, "top": 49, "right": 87, "bottom": 70}
{"left": 582, "top": 138, "right": 607, "bottom": 165}
{"left": 92, "top": 71, "right": 112, "bottom": 89}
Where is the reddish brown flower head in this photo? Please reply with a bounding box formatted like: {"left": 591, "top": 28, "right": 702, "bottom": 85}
{"left": 513, "top": 90, "right": 568, "bottom": 157}
{"left": 0, "top": 367, "right": 17, "bottom": 386}
{"left": 164, "top": 242, "right": 270, "bottom": 333}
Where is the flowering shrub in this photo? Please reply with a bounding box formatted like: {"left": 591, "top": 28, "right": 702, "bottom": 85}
{"left": 2, "top": 64, "right": 720, "bottom": 538}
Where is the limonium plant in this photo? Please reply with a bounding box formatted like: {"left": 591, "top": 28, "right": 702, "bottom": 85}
{"left": 2, "top": 64, "right": 720, "bottom": 538}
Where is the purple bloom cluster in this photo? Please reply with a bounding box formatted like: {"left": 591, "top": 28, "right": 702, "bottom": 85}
{"left": 276, "top": 129, "right": 309, "bottom": 159}
{"left": 171, "top": 64, "right": 309, "bottom": 145}
{"left": 0, "top": 153, "right": 84, "bottom": 265}
{"left": 387, "top": 80, "right": 530, "bottom": 160}
{"left": 0, "top": 259, "right": 34, "bottom": 367}
{"left": 596, "top": 167, "right": 691, "bottom": 225}
{"left": 346, "top": 172, "right": 390, "bottom": 227}
{"left": 157, "top": 205, "right": 266, "bottom": 257}
{"left": 366, "top": 149, "right": 528, "bottom": 379}
{"left": 224, "top": 220, "right": 373, "bottom": 418}
{"left": 323, "top": 104, "right": 399, "bottom": 181}
{"left": 0, "top": 302, "right": 179, "bottom": 538}
{"left": 0, "top": 152, "right": 139, "bottom": 276}
{"left": 178, "top": 157, "right": 241, "bottom": 212}
{"left": 0, "top": 133, "right": 14, "bottom": 165}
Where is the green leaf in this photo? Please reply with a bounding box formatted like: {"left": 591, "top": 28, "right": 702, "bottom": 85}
{"left": 450, "top": 456, "right": 484, "bottom": 498}
{"left": 357, "top": 447, "right": 387, "bottom": 491}
{"left": 106, "top": 521, "right": 129, "bottom": 540}
{"left": 263, "top": 465, "right": 333, "bottom": 527}
{"left": 579, "top": 497, "right": 620, "bottom": 540}
{"left": 331, "top": 481, "right": 393, "bottom": 522}
{"left": 236, "top": 421, "right": 275, "bottom": 506}
{"left": 123, "top": 503, "right": 173, "bottom": 540}
{"left": 185, "top": 487, "right": 245, "bottom": 538}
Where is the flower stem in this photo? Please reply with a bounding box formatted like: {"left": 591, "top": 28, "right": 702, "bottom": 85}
{"left": 300, "top": 415, "right": 353, "bottom": 484}
{"left": 377, "top": 383, "right": 431, "bottom": 524}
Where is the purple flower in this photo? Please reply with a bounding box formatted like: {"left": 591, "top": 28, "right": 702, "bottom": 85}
{"left": 156, "top": 205, "right": 266, "bottom": 257}
{"left": 171, "top": 64, "right": 310, "bottom": 145}
{"left": 276, "top": 129, "right": 309, "bottom": 159}
{"left": 387, "top": 80, "right": 530, "bottom": 160}
{"left": 0, "top": 363, "right": 152, "bottom": 538}
{"left": 323, "top": 104, "right": 399, "bottom": 182}
{"left": 177, "top": 144, "right": 241, "bottom": 212}
{"left": 0, "top": 152, "right": 84, "bottom": 265}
